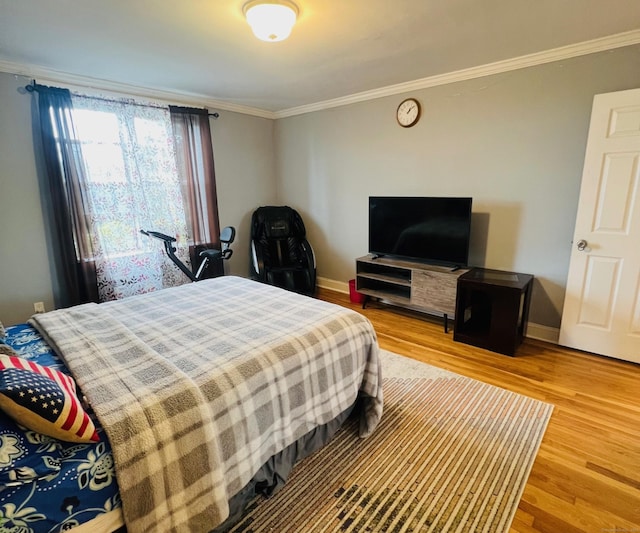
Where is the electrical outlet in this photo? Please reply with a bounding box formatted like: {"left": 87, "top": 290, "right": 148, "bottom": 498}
{"left": 34, "top": 302, "right": 45, "bottom": 314}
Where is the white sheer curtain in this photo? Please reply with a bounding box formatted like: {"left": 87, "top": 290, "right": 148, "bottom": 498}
{"left": 69, "top": 95, "right": 191, "bottom": 301}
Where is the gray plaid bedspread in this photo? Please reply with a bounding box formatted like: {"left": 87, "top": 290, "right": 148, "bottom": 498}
{"left": 30, "top": 276, "right": 383, "bottom": 532}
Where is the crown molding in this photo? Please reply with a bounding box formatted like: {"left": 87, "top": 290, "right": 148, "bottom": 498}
{"left": 0, "top": 59, "right": 277, "bottom": 119}
{"left": 274, "top": 29, "right": 640, "bottom": 118}
{"left": 2, "top": 29, "right": 639, "bottom": 120}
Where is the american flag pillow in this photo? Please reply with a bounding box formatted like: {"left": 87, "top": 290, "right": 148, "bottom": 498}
{"left": 0, "top": 355, "right": 99, "bottom": 443}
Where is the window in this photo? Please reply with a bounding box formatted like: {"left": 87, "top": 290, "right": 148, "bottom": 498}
{"left": 35, "top": 84, "right": 219, "bottom": 304}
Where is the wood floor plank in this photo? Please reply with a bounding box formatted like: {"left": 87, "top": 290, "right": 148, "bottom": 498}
{"left": 532, "top": 451, "right": 640, "bottom": 522}
{"left": 317, "top": 288, "right": 640, "bottom": 533}
{"left": 510, "top": 514, "right": 543, "bottom": 533}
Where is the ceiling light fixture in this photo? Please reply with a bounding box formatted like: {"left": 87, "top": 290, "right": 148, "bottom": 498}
{"left": 243, "top": 0, "right": 298, "bottom": 42}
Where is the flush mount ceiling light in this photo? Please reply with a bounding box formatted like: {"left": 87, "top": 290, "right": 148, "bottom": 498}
{"left": 243, "top": 0, "right": 298, "bottom": 42}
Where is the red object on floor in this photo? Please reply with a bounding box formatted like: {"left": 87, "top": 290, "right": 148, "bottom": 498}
{"left": 349, "top": 279, "right": 365, "bottom": 304}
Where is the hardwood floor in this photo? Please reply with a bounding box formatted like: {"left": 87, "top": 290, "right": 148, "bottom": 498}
{"left": 317, "top": 287, "right": 640, "bottom": 533}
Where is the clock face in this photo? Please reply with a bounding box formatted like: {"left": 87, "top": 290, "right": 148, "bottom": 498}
{"left": 397, "top": 98, "right": 421, "bottom": 127}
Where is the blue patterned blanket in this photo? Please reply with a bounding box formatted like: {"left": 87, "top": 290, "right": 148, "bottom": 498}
{"left": 0, "top": 324, "right": 120, "bottom": 533}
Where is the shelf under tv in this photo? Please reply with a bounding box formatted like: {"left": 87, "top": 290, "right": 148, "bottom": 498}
{"left": 355, "top": 255, "right": 470, "bottom": 332}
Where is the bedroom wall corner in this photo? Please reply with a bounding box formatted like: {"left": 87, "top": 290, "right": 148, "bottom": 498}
{"left": 273, "top": 44, "right": 640, "bottom": 330}
{"left": 0, "top": 71, "right": 278, "bottom": 323}
{"left": 210, "top": 111, "right": 278, "bottom": 279}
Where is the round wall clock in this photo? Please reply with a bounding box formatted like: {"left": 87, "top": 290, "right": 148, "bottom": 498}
{"left": 396, "top": 98, "right": 421, "bottom": 128}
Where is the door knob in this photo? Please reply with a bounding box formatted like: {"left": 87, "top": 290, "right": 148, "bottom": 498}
{"left": 576, "top": 239, "right": 588, "bottom": 251}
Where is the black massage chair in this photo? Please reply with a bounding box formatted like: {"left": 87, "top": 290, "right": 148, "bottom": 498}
{"left": 250, "top": 206, "right": 316, "bottom": 296}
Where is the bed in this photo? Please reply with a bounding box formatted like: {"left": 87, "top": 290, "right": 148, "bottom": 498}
{"left": 0, "top": 276, "right": 383, "bottom": 532}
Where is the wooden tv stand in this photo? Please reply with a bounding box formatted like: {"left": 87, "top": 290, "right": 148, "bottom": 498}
{"left": 355, "top": 255, "right": 469, "bottom": 332}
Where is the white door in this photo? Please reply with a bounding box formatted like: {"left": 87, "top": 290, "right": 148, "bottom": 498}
{"left": 559, "top": 88, "right": 640, "bottom": 364}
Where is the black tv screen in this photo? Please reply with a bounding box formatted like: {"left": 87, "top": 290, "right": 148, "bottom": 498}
{"left": 368, "top": 196, "right": 472, "bottom": 266}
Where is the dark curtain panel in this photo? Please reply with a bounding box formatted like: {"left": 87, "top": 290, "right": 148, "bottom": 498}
{"left": 169, "top": 106, "right": 220, "bottom": 245}
{"left": 169, "top": 106, "right": 221, "bottom": 276}
{"left": 33, "top": 84, "right": 99, "bottom": 306}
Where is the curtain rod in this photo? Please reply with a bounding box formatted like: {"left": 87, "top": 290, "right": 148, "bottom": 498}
{"left": 24, "top": 81, "right": 45, "bottom": 93}
{"left": 23, "top": 81, "right": 219, "bottom": 118}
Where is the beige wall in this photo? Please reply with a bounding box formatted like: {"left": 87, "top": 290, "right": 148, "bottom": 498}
{"left": 2, "top": 45, "right": 640, "bottom": 329}
{"left": 0, "top": 73, "right": 55, "bottom": 325}
{"left": 211, "top": 110, "right": 278, "bottom": 278}
{"left": 274, "top": 45, "right": 640, "bottom": 329}
{"left": 0, "top": 72, "right": 277, "bottom": 325}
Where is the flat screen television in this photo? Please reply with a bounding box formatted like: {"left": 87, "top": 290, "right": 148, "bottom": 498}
{"left": 368, "top": 196, "right": 472, "bottom": 267}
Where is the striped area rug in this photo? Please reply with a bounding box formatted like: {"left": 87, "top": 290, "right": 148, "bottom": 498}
{"left": 227, "top": 355, "right": 553, "bottom": 532}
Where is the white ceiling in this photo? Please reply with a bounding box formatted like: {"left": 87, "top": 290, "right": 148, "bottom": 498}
{"left": 1, "top": 0, "right": 640, "bottom": 115}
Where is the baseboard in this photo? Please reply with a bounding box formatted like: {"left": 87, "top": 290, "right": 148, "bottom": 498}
{"left": 524, "top": 323, "right": 560, "bottom": 344}
{"left": 317, "top": 276, "right": 350, "bottom": 294}
{"left": 316, "top": 276, "right": 560, "bottom": 345}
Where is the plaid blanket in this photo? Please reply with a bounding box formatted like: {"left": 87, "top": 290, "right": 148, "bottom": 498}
{"left": 30, "top": 276, "right": 383, "bottom": 532}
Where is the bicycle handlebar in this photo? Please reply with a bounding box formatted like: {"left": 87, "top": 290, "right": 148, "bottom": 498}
{"left": 140, "top": 229, "right": 176, "bottom": 243}
{"left": 140, "top": 227, "right": 234, "bottom": 283}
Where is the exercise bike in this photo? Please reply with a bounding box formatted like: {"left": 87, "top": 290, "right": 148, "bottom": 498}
{"left": 140, "top": 226, "right": 235, "bottom": 282}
